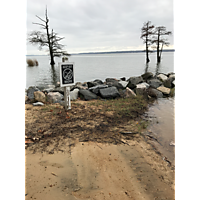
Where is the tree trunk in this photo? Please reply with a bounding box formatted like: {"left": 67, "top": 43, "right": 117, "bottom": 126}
{"left": 45, "top": 10, "right": 55, "bottom": 66}
{"left": 157, "top": 30, "right": 160, "bottom": 63}
{"left": 146, "top": 36, "right": 150, "bottom": 63}
{"left": 157, "top": 34, "right": 160, "bottom": 63}
{"left": 159, "top": 43, "right": 164, "bottom": 63}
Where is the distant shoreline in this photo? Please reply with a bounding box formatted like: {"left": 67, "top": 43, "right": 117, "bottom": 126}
{"left": 26, "top": 49, "right": 175, "bottom": 56}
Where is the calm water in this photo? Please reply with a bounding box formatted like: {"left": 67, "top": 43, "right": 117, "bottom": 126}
{"left": 147, "top": 97, "right": 175, "bottom": 165}
{"left": 26, "top": 52, "right": 175, "bottom": 162}
{"left": 26, "top": 52, "right": 174, "bottom": 89}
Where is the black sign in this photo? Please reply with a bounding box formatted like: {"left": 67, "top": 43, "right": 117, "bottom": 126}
{"left": 60, "top": 63, "right": 74, "bottom": 86}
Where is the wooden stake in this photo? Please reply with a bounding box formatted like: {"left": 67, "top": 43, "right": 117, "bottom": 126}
{"left": 64, "top": 86, "right": 71, "bottom": 110}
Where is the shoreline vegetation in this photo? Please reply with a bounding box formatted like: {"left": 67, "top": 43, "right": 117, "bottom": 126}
{"left": 26, "top": 59, "right": 39, "bottom": 66}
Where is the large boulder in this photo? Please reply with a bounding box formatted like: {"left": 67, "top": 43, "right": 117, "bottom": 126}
{"left": 136, "top": 82, "right": 150, "bottom": 89}
{"left": 78, "top": 90, "right": 98, "bottom": 100}
{"left": 99, "top": 86, "right": 120, "bottom": 99}
{"left": 157, "top": 74, "right": 168, "bottom": 82}
{"left": 118, "top": 81, "right": 128, "bottom": 88}
{"left": 157, "top": 86, "right": 171, "bottom": 95}
{"left": 88, "top": 85, "right": 108, "bottom": 95}
{"left": 127, "top": 76, "right": 144, "bottom": 89}
{"left": 87, "top": 79, "right": 103, "bottom": 88}
{"left": 47, "top": 92, "right": 64, "bottom": 103}
{"left": 163, "top": 77, "right": 175, "bottom": 88}
{"left": 106, "top": 81, "right": 125, "bottom": 90}
{"left": 147, "top": 87, "right": 163, "bottom": 98}
{"left": 27, "top": 86, "right": 40, "bottom": 100}
{"left": 34, "top": 91, "right": 46, "bottom": 103}
{"left": 147, "top": 79, "right": 162, "bottom": 89}
{"left": 124, "top": 87, "right": 136, "bottom": 98}
{"left": 141, "top": 72, "right": 154, "bottom": 81}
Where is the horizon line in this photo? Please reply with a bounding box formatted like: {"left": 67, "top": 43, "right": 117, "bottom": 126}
{"left": 26, "top": 49, "right": 175, "bottom": 56}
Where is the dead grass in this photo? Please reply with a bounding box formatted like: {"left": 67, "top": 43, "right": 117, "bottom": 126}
{"left": 88, "top": 95, "right": 148, "bottom": 119}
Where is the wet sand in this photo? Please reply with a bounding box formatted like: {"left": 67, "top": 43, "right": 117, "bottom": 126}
{"left": 25, "top": 140, "right": 174, "bottom": 200}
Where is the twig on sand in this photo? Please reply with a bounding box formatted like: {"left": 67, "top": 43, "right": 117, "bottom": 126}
{"left": 144, "top": 134, "right": 162, "bottom": 146}
{"left": 96, "top": 144, "right": 103, "bottom": 150}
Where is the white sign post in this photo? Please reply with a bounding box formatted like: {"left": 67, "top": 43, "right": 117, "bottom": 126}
{"left": 59, "top": 61, "right": 75, "bottom": 110}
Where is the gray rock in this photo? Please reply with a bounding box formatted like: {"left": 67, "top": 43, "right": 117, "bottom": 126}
{"left": 147, "top": 79, "right": 162, "bottom": 89}
{"left": 147, "top": 87, "right": 163, "bottom": 98}
{"left": 27, "top": 86, "right": 40, "bottom": 100}
{"left": 118, "top": 81, "right": 128, "bottom": 88}
{"left": 47, "top": 92, "right": 64, "bottom": 103}
{"left": 87, "top": 81, "right": 100, "bottom": 88}
{"left": 141, "top": 72, "right": 154, "bottom": 80}
{"left": 105, "top": 78, "right": 119, "bottom": 83}
{"left": 157, "top": 74, "right": 168, "bottom": 82}
{"left": 88, "top": 85, "right": 108, "bottom": 95}
{"left": 106, "top": 81, "right": 125, "bottom": 90}
{"left": 163, "top": 77, "right": 175, "bottom": 88}
{"left": 70, "top": 88, "right": 79, "bottom": 100}
{"left": 99, "top": 86, "right": 120, "bottom": 99}
{"left": 33, "top": 102, "right": 44, "bottom": 106}
{"left": 136, "top": 82, "right": 150, "bottom": 89}
{"left": 127, "top": 76, "right": 144, "bottom": 89}
{"left": 120, "top": 77, "right": 126, "bottom": 81}
{"left": 94, "top": 79, "right": 104, "bottom": 85}
{"left": 79, "top": 90, "right": 98, "bottom": 100}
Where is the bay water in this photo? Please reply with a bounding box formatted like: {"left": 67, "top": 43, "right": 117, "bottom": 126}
{"left": 26, "top": 52, "right": 174, "bottom": 89}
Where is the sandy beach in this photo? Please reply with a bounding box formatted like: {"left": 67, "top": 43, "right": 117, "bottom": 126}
{"left": 25, "top": 99, "right": 174, "bottom": 200}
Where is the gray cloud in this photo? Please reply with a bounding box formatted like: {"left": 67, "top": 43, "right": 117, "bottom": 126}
{"left": 26, "top": 0, "right": 174, "bottom": 54}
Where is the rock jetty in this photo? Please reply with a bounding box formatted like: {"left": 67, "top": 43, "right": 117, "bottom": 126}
{"left": 25, "top": 72, "right": 175, "bottom": 105}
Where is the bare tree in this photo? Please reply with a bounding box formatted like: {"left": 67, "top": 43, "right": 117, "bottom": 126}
{"left": 28, "top": 8, "right": 69, "bottom": 66}
{"left": 140, "top": 21, "right": 155, "bottom": 63}
{"left": 151, "top": 26, "right": 172, "bottom": 63}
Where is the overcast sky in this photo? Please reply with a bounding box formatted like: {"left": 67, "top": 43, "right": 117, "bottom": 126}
{"left": 26, "top": 0, "right": 174, "bottom": 55}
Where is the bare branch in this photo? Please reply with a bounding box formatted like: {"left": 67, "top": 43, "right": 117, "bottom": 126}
{"left": 35, "top": 15, "right": 46, "bottom": 23}
{"left": 32, "top": 22, "right": 46, "bottom": 28}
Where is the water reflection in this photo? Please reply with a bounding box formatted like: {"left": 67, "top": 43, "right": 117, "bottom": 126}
{"left": 50, "top": 66, "right": 59, "bottom": 86}
{"left": 155, "top": 63, "right": 161, "bottom": 75}
{"left": 144, "top": 63, "right": 149, "bottom": 73}
{"left": 144, "top": 62, "right": 162, "bottom": 75}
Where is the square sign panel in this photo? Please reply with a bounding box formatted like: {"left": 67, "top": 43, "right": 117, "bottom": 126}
{"left": 59, "top": 62, "right": 75, "bottom": 87}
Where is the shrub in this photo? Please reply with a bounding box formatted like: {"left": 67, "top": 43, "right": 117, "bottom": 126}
{"left": 27, "top": 59, "right": 39, "bottom": 66}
